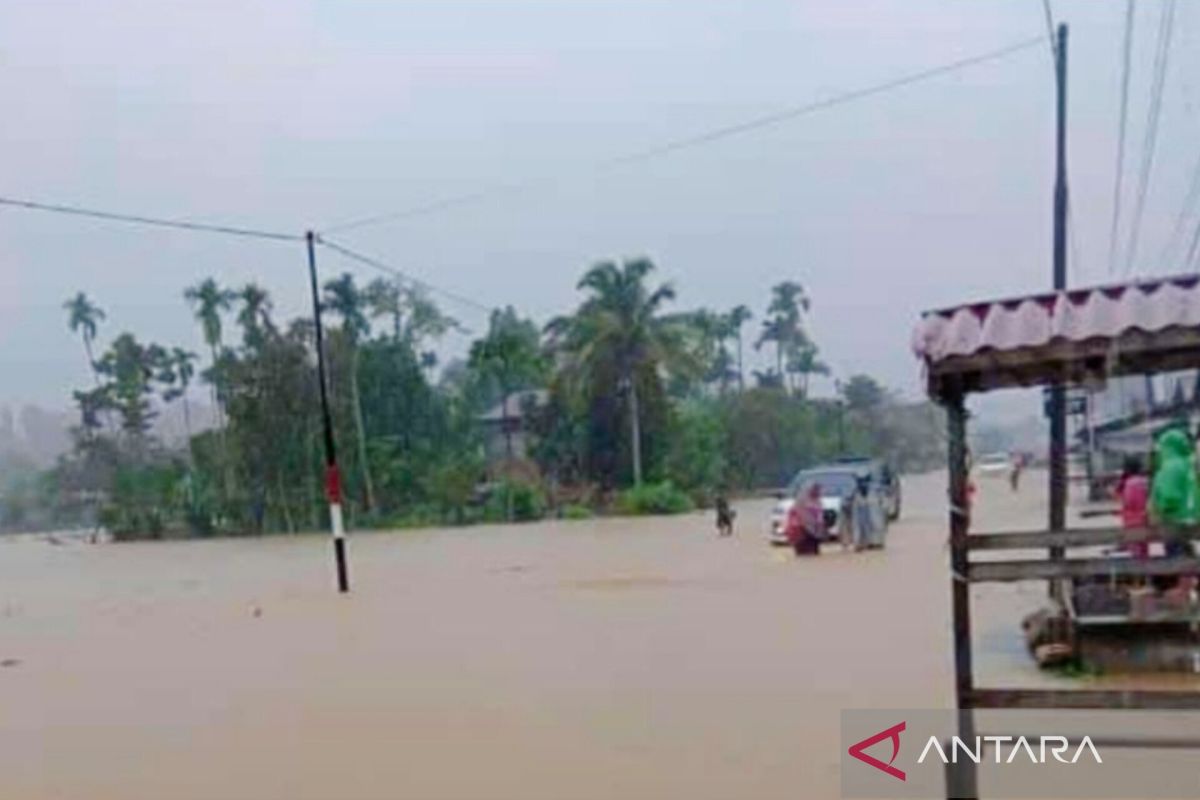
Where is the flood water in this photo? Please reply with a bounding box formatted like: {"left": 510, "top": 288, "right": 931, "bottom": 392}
{"left": 1, "top": 470, "right": 1194, "bottom": 799}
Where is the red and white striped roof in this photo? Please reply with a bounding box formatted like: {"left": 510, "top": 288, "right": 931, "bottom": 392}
{"left": 912, "top": 274, "right": 1200, "bottom": 396}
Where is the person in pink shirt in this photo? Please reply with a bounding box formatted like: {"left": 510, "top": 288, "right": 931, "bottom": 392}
{"left": 1115, "top": 456, "right": 1150, "bottom": 559}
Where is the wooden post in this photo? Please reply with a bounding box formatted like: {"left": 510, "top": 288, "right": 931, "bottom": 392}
{"left": 946, "top": 391, "right": 978, "bottom": 798}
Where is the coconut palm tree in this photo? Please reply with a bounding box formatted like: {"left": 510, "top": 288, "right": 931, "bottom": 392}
{"left": 323, "top": 272, "right": 376, "bottom": 511}
{"left": 546, "top": 258, "right": 692, "bottom": 486}
{"left": 63, "top": 292, "right": 106, "bottom": 385}
{"left": 364, "top": 277, "right": 405, "bottom": 341}
{"left": 788, "top": 337, "right": 829, "bottom": 398}
{"left": 756, "top": 281, "right": 811, "bottom": 394}
{"left": 236, "top": 283, "right": 275, "bottom": 349}
{"left": 183, "top": 278, "right": 236, "bottom": 420}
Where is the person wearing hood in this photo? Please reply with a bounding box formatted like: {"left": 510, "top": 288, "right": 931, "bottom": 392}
{"left": 1149, "top": 427, "right": 1199, "bottom": 560}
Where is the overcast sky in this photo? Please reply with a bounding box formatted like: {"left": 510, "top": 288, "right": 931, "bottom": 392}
{"left": 2, "top": 1, "right": 1199, "bottom": 420}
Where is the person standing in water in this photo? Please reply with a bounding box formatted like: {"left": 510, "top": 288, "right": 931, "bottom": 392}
{"left": 714, "top": 493, "right": 735, "bottom": 537}
{"left": 1150, "top": 427, "right": 1199, "bottom": 564}
{"left": 850, "top": 477, "right": 874, "bottom": 552}
{"left": 786, "top": 483, "right": 824, "bottom": 556}
{"left": 1114, "top": 455, "right": 1150, "bottom": 560}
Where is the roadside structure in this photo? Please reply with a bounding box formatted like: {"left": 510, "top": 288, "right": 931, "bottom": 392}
{"left": 913, "top": 273, "right": 1200, "bottom": 797}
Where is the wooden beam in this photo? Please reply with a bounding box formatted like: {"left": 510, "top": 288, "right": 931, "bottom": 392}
{"left": 926, "top": 329, "right": 1200, "bottom": 397}
{"left": 968, "top": 555, "right": 1200, "bottom": 582}
{"left": 967, "top": 688, "right": 1200, "bottom": 710}
{"left": 965, "top": 526, "right": 1200, "bottom": 551}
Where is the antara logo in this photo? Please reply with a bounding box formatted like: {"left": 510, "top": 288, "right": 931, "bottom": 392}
{"left": 918, "top": 735, "right": 1103, "bottom": 765}
{"left": 847, "top": 721, "right": 1104, "bottom": 782}
{"left": 847, "top": 721, "right": 907, "bottom": 782}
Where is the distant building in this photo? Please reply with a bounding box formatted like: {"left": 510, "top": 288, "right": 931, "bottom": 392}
{"left": 1082, "top": 370, "right": 1200, "bottom": 481}
{"left": 478, "top": 390, "right": 548, "bottom": 464}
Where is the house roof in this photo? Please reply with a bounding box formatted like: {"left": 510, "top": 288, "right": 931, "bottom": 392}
{"left": 912, "top": 273, "right": 1200, "bottom": 398}
{"left": 478, "top": 390, "right": 548, "bottom": 423}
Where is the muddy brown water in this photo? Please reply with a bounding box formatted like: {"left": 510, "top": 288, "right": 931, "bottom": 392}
{"left": 1, "top": 471, "right": 1194, "bottom": 799}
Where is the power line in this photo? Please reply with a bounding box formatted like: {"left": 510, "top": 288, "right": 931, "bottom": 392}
{"left": 1187, "top": 216, "right": 1200, "bottom": 270}
{"left": 1108, "top": 0, "right": 1136, "bottom": 275}
{"left": 1040, "top": 0, "right": 1059, "bottom": 58}
{"left": 1123, "top": 0, "right": 1177, "bottom": 276}
{"left": 315, "top": 236, "right": 494, "bottom": 317}
{"left": 1159, "top": 151, "right": 1200, "bottom": 269}
{"left": 321, "top": 34, "right": 1046, "bottom": 235}
{"left": 0, "top": 196, "right": 302, "bottom": 242}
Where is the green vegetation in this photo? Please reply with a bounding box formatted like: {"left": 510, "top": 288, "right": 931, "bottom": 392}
{"left": 560, "top": 503, "right": 593, "bottom": 520}
{"left": 484, "top": 480, "right": 547, "bottom": 523}
{"left": 2, "top": 262, "right": 945, "bottom": 538}
{"left": 616, "top": 480, "right": 694, "bottom": 515}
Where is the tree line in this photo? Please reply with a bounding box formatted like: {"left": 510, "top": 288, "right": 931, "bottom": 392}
{"left": 3, "top": 259, "right": 944, "bottom": 536}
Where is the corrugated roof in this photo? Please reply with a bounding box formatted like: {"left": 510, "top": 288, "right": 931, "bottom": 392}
{"left": 912, "top": 274, "right": 1200, "bottom": 397}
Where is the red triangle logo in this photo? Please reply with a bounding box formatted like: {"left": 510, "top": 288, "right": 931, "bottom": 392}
{"left": 848, "top": 721, "right": 906, "bottom": 782}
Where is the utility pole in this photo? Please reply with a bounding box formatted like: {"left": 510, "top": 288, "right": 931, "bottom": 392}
{"left": 306, "top": 231, "right": 350, "bottom": 593}
{"left": 1048, "top": 24, "right": 1069, "bottom": 599}
{"left": 836, "top": 379, "right": 846, "bottom": 454}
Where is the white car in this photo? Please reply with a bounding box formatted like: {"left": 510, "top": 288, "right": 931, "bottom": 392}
{"left": 768, "top": 467, "right": 862, "bottom": 545}
{"left": 975, "top": 452, "right": 1012, "bottom": 476}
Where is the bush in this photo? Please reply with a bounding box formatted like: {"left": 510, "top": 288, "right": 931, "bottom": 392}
{"left": 616, "top": 480, "right": 694, "bottom": 515}
{"left": 377, "top": 504, "right": 445, "bottom": 530}
{"left": 560, "top": 503, "right": 593, "bottom": 520}
{"left": 665, "top": 401, "right": 727, "bottom": 495}
{"left": 483, "top": 480, "right": 546, "bottom": 523}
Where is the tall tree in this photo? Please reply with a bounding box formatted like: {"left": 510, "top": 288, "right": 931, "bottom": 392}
{"left": 788, "top": 337, "right": 829, "bottom": 398}
{"left": 63, "top": 292, "right": 106, "bottom": 386}
{"left": 469, "top": 306, "right": 546, "bottom": 463}
{"left": 183, "top": 278, "right": 236, "bottom": 420}
{"left": 364, "top": 277, "right": 405, "bottom": 341}
{"left": 546, "top": 258, "right": 693, "bottom": 485}
{"left": 842, "top": 374, "right": 887, "bottom": 413}
{"left": 756, "top": 281, "right": 811, "bottom": 394}
{"left": 161, "top": 348, "right": 198, "bottom": 443}
{"left": 323, "top": 272, "right": 376, "bottom": 512}
{"left": 236, "top": 283, "right": 275, "bottom": 350}
{"left": 94, "top": 333, "right": 171, "bottom": 446}
{"left": 725, "top": 304, "right": 752, "bottom": 391}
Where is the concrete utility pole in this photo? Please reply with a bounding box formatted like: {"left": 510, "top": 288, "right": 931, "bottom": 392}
{"left": 1048, "top": 24, "right": 1069, "bottom": 598}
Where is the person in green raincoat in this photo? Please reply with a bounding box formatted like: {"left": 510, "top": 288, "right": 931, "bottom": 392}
{"left": 1149, "top": 427, "right": 1199, "bottom": 559}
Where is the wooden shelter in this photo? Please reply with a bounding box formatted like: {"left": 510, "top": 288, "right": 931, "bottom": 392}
{"left": 912, "top": 274, "right": 1200, "bottom": 797}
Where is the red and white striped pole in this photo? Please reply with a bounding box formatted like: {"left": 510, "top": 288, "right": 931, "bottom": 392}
{"left": 306, "top": 231, "right": 350, "bottom": 593}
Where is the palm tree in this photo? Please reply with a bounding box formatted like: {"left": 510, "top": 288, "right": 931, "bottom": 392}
{"left": 323, "top": 272, "right": 376, "bottom": 511}
{"left": 546, "top": 258, "right": 692, "bottom": 485}
{"left": 236, "top": 283, "right": 275, "bottom": 349}
{"left": 364, "top": 277, "right": 405, "bottom": 340}
{"left": 64, "top": 292, "right": 106, "bottom": 386}
{"left": 788, "top": 338, "right": 829, "bottom": 398}
{"left": 725, "top": 305, "right": 752, "bottom": 391}
{"left": 756, "top": 281, "right": 811, "bottom": 394}
{"left": 183, "top": 278, "right": 236, "bottom": 420}
{"left": 755, "top": 316, "right": 787, "bottom": 380}
{"left": 161, "top": 348, "right": 198, "bottom": 442}
{"left": 403, "top": 286, "right": 461, "bottom": 351}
